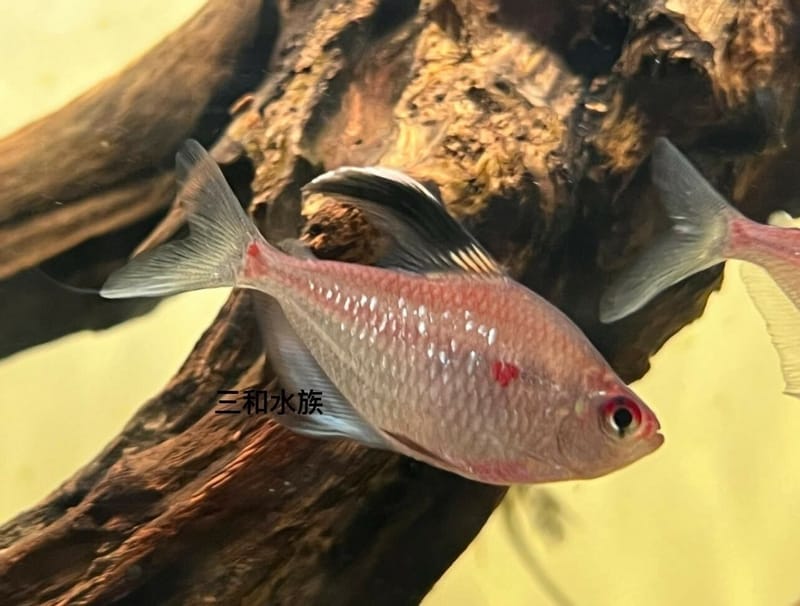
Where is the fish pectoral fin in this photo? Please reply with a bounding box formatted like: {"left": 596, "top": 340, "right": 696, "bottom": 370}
{"left": 251, "top": 291, "right": 391, "bottom": 449}
{"left": 741, "top": 263, "right": 800, "bottom": 399}
{"left": 302, "top": 166, "right": 505, "bottom": 278}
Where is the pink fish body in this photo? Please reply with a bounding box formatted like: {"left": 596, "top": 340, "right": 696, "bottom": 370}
{"left": 600, "top": 137, "right": 800, "bottom": 398}
{"left": 102, "top": 141, "right": 663, "bottom": 485}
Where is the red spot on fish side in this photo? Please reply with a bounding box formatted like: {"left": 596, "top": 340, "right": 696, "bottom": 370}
{"left": 247, "top": 242, "right": 260, "bottom": 258}
{"left": 490, "top": 361, "right": 519, "bottom": 387}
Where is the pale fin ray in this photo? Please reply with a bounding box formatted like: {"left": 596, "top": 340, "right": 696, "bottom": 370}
{"left": 741, "top": 263, "right": 800, "bottom": 399}
{"left": 599, "top": 137, "right": 738, "bottom": 323}
{"left": 101, "top": 140, "right": 262, "bottom": 299}
{"left": 760, "top": 256, "right": 800, "bottom": 311}
{"left": 251, "top": 292, "right": 392, "bottom": 449}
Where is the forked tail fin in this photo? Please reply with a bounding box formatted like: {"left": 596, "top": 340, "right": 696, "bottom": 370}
{"left": 599, "top": 138, "right": 740, "bottom": 323}
{"left": 100, "top": 140, "right": 263, "bottom": 299}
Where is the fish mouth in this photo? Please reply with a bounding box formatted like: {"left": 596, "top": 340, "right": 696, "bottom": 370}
{"left": 643, "top": 424, "right": 665, "bottom": 451}
{"left": 636, "top": 413, "right": 664, "bottom": 452}
{"left": 639, "top": 412, "right": 662, "bottom": 441}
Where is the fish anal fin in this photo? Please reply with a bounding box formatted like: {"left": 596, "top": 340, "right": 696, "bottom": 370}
{"left": 251, "top": 291, "right": 391, "bottom": 449}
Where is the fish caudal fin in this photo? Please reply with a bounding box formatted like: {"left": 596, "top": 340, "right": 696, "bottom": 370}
{"left": 599, "top": 138, "right": 740, "bottom": 323}
{"left": 101, "top": 140, "right": 262, "bottom": 299}
{"left": 741, "top": 263, "right": 800, "bottom": 399}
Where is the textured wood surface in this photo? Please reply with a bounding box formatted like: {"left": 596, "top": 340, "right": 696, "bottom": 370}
{"left": 2, "top": 0, "right": 799, "bottom": 604}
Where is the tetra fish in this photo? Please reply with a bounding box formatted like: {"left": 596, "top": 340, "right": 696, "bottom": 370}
{"left": 102, "top": 140, "right": 663, "bottom": 485}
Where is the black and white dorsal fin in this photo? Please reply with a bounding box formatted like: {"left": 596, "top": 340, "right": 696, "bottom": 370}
{"left": 303, "top": 166, "right": 505, "bottom": 277}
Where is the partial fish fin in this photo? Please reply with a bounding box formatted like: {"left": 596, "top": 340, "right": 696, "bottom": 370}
{"left": 34, "top": 266, "right": 102, "bottom": 295}
{"left": 303, "top": 166, "right": 505, "bottom": 277}
{"left": 382, "top": 429, "right": 451, "bottom": 466}
{"left": 275, "top": 238, "right": 317, "bottom": 260}
{"left": 599, "top": 137, "right": 738, "bottom": 323}
{"left": 762, "top": 255, "right": 800, "bottom": 309}
{"left": 741, "top": 263, "right": 800, "bottom": 399}
{"left": 251, "top": 291, "right": 391, "bottom": 449}
{"left": 767, "top": 210, "right": 799, "bottom": 228}
{"left": 101, "top": 140, "right": 262, "bottom": 299}
{"left": 753, "top": 214, "right": 800, "bottom": 311}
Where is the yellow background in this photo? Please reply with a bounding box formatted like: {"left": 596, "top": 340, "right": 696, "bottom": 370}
{"left": 1, "top": 3, "right": 798, "bottom": 605}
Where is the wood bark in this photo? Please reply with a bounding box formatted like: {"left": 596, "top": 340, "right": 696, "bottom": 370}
{"left": 2, "top": 0, "right": 799, "bottom": 604}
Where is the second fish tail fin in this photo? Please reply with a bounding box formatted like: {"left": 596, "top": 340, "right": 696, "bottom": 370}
{"left": 101, "top": 140, "right": 264, "bottom": 299}
{"left": 599, "top": 137, "right": 740, "bottom": 323}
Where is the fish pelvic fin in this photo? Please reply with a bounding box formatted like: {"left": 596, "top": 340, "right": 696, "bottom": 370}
{"left": 101, "top": 140, "right": 264, "bottom": 299}
{"left": 741, "top": 263, "right": 800, "bottom": 399}
{"left": 599, "top": 137, "right": 739, "bottom": 323}
{"left": 302, "top": 166, "right": 505, "bottom": 278}
{"left": 251, "top": 291, "right": 393, "bottom": 450}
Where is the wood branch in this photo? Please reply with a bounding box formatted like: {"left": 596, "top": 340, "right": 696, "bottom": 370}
{"left": 3, "top": 0, "right": 800, "bottom": 604}
{"left": 0, "top": 0, "right": 278, "bottom": 359}
{"left": 577, "top": 0, "right": 800, "bottom": 378}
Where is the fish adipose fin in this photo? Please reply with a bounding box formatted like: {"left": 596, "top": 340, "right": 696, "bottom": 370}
{"left": 100, "top": 140, "right": 262, "bottom": 299}
{"left": 251, "top": 290, "right": 391, "bottom": 450}
{"left": 599, "top": 137, "right": 739, "bottom": 323}
{"left": 741, "top": 263, "right": 800, "bottom": 399}
{"left": 303, "top": 166, "right": 505, "bottom": 277}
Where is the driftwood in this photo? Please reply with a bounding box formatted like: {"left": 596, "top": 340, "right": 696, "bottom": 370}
{"left": 2, "top": 0, "right": 799, "bottom": 604}
{"left": 0, "top": 0, "right": 278, "bottom": 357}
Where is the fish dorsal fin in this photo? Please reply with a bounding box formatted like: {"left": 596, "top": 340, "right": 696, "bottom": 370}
{"left": 302, "top": 166, "right": 505, "bottom": 277}
{"left": 740, "top": 263, "right": 800, "bottom": 399}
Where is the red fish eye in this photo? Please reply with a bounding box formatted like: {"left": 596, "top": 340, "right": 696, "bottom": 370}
{"left": 602, "top": 396, "right": 642, "bottom": 438}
